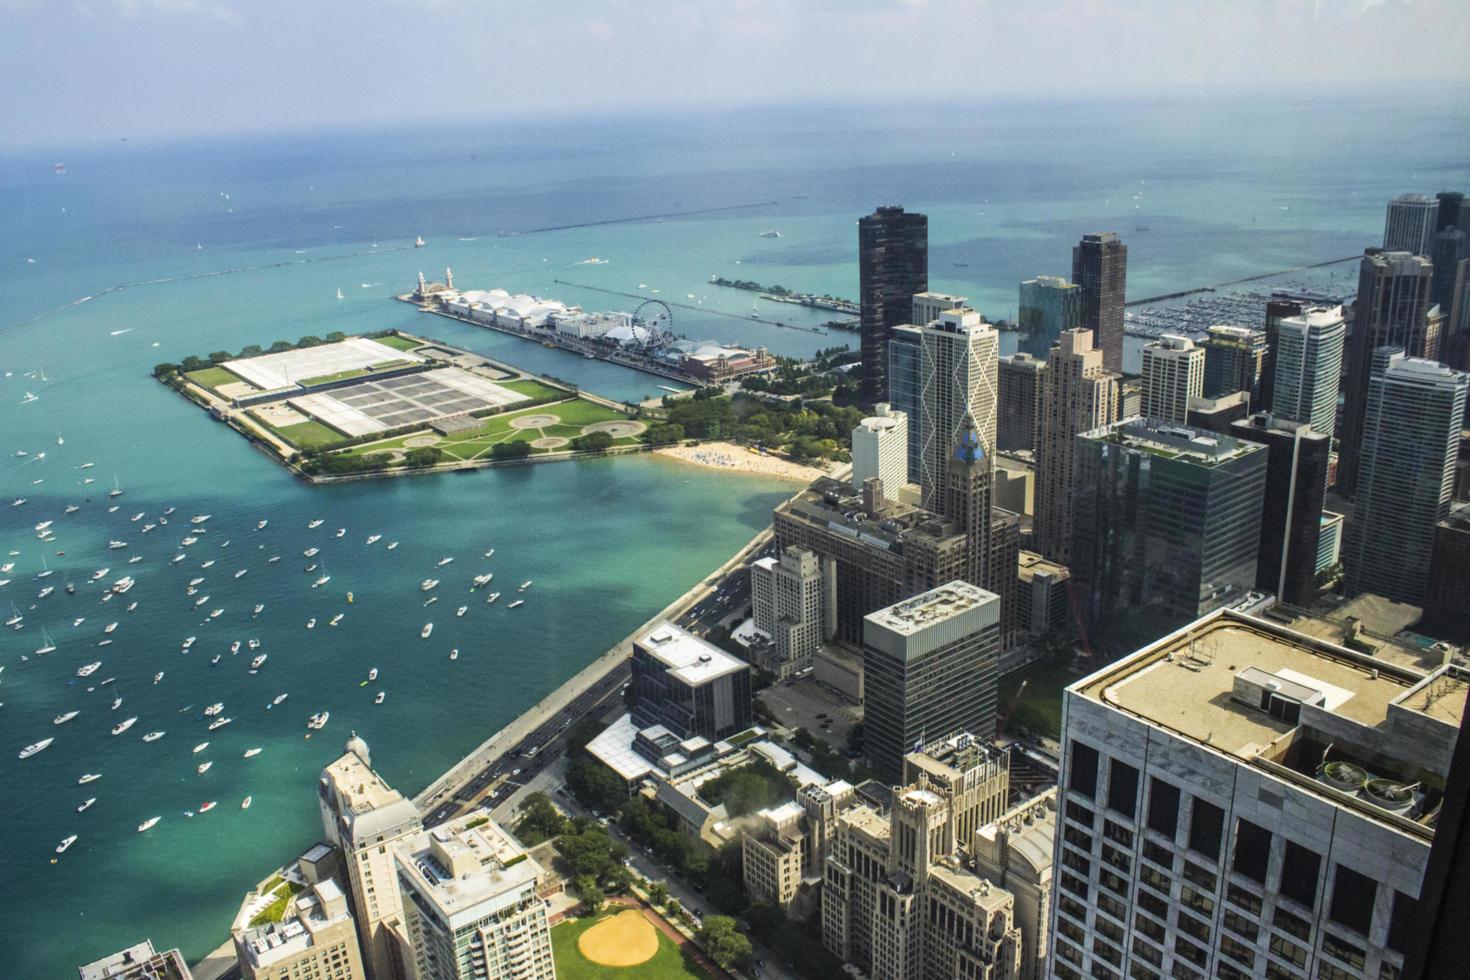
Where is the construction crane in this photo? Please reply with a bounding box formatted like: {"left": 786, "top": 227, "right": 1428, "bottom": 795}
{"left": 1065, "top": 576, "right": 1095, "bottom": 669}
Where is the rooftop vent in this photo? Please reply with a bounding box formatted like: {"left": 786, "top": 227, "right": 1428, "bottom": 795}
{"left": 1319, "top": 761, "right": 1368, "bottom": 793}
{"left": 1363, "top": 778, "right": 1418, "bottom": 814}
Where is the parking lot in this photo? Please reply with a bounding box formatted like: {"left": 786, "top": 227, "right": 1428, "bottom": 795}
{"left": 758, "top": 670, "right": 861, "bottom": 750}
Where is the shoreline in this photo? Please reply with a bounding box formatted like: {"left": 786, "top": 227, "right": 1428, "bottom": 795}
{"left": 653, "top": 440, "right": 838, "bottom": 483}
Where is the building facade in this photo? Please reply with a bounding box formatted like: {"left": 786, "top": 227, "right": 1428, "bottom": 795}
{"left": 630, "top": 621, "right": 753, "bottom": 740}
{"left": 888, "top": 323, "right": 925, "bottom": 483}
{"left": 1034, "top": 330, "right": 1121, "bottom": 564}
{"left": 1201, "top": 325, "right": 1267, "bottom": 403}
{"left": 1423, "top": 502, "right": 1470, "bottom": 643}
{"left": 1141, "top": 335, "right": 1205, "bottom": 424}
{"left": 79, "top": 942, "right": 193, "bottom": 980}
{"left": 1047, "top": 609, "right": 1464, "bottom": 980}
{"left": 1270, "top": 305, "right": 1345, "bottom": 435}
{"left": 742, "top": 801, "right": 808, "bottom": 910}
{"left": 975, "top": 789, "right": 1057, "bottom": 980}
{"left": 1229, "top": 413, "right": 1331, "bottom": 607}
{"left": 998, "top": 353, "right": 1045, "bottom": 452}
{"left": 1383, "top": 192, "right": 1440, "bottom": 256}
{"left": 912, "top": 291, "right": 969, "bottom": 327}
{"left": 861, "top": 582, "right": 1002, "bottom": 781}
{"left": 851, "top": 403, "right": 909, "bottom": 497}
{"left": 860, "top": 206, "right": 928, "bottom": 404}
{"left": 1017, "top": 275, "right": 1081, "bottom": 359}
{"left": 1344, "top": 348, "right": 1468, "bottom": 605}
{"left": 236, "top": 880, "right": 366, "bottom": 980}
{"left": 919, "top": 309, "right": 999, "bottom": 515}
{"left": 1072, "top": 232, "right": 1128, "bottom": 374}
{"left": 750, "top": 545, "right": 826, "bottom": 679}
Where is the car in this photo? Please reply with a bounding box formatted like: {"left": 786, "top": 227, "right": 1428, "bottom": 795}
{"left": 511, "top": 768, "right": 522, "bottom": 777}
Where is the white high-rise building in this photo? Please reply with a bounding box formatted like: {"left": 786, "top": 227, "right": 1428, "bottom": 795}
{"left": 1271, "top": 305, "right": 1346, "bottom": 434}
{"left": 1382, "top": 193, "right": 1439, "bottom": 256}
{"left": 912, "top": 291, "right": 969, "bottom": 326}
{"left": 750, "top": 545, "right": 826, "bottom": 678}
{"left": 1047, "top": 608, "right": 1463, "bottom": 980}
{"left": 394, "top": 813, "right": 556, "bottom": 980}
{"left": 318, "top": 733, "right": 422, "bottom": 980}
{"left": 918, "top": 309, "right": 999, "bottom": 513}
{"left": 1141, "top": 334, "right": 1205, "bottom": 424}
{"left": 851, "top": 402, "right": 909, "bottom": 497}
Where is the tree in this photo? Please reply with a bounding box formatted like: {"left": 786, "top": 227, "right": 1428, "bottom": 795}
{"left": 491, "top": 440, "right": 532, "bottom": 460}
{"left": 208, "top": 350, "right": 232, "bottom": 364}
{"left": 574, "top": 875, "right": 605, "bottom": 916}
{"left": 666, "top": 897, "right": 682, "bottom": 918}
{"left": 642, "top": 423, "right": 684, "bottom": 446}
{"left": 325, "top": 331, "right": 347, "bottom": 343}
{"left": 297, "top": 335, "right": 324, "bottom": 348}
{"left": 698, "top": 759, "right": 793, "bottom": 818}
{"left": 514, "top": 792, "right": 567, "bottom": 845}
{"left": 696, "top": 916, "right": 752, "bottom": 969}
{"left": 153, "top": 363, "right": 179, "bottom": 377}
{"left": 570, "top": 430, "right": 614, "bottom": 453}
{"left": 648, "top": 881, "right": 669, "bottom": 907}
{"left": 404, "top": 447, "right": 441, "bottom": 468}
{"left": 566, "top": 755, "right": 627, "bottom": 814}
{"left": 180, "top": 355, "right": 207, "bottom": 373}
{"left": 269, "top": 340, "right": 293, "bottom": 353}
{"left": 238, "top": 345, "right": 263, "bottom": 358}
{"left": 556, "top": 825, "right": 629, "bottom": 883}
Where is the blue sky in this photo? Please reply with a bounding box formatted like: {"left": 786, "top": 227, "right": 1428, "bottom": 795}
{"left": 3, "top": 0, "right": 1467, "bottom": 146}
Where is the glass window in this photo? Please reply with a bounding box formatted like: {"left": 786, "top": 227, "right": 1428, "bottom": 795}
{"left": 1189, "top": 798, "right": 1225, "bottom": 861}
{"left": 1280, "top": 840, "right": 1321, "bottom": 910}
{"left": 1108, "top": 760, "right": 1140, "bottom": 817}
{"left": 1329, "top": 864, "right": 1376, "bottom": 936}
{"left": 1386, "top": 889, "right": 1416, "bottom": 954}
{"left": 1226, "top": 883, "right": 1262, "bottom": 915}
{"left": 1232, "top": 818, "right": 1271, "bottom": 884}
{"left": 1070, "top": 741, "right": 1100, "bottom": 799}
{"left": 1223, "top": 908, "right": 1258, "bottom": 942}
{"left": 1322, "top": 932, "right": 1366, "bottom": 971}
{"left": 1148, "top": 778, "right": 1181, "bottom": 838}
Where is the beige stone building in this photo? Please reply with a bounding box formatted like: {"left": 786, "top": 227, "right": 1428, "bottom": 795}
{"left": 975, "top": 789, "right": 1057, "bottom": 980}
{"left": 235, "top": 879, "right": 366, "bottom": 980}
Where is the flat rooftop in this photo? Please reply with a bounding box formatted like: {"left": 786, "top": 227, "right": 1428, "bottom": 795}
{"left": 78, "top": 941, "right": 190, "bottom": 980}
{"left": 1077, "top": 611, "right": 1464, "bottom": 763}
{"left": 1084, "top": 417, "right": 1265, "bottom": 467}
{"left": 867, "top": 581, "right": 993, "bottom": 637}
{"left": 779, "top": 477, "right": 960, "bottom": 550}
{"left": 323, "top": 750, "right": 405, "bottom": 812}
{"left": 395, "top": 815, "right": 543, "bottom": 928}
{"left": 637, "top": 622, "right": 747, "bottom": 685}
{"left": 225, "top": 336, "right": 422, "bottom": 391}
{"left": 1018, "top": 550, "right": 1068, "bottom": 583}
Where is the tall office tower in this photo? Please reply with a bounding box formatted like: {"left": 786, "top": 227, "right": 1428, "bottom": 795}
{"left": 998, "top": 353, "right": 1045, "bottom": 451}
{"left": 1383, "top": 192, "right": 1440, "bottom": 254}
{"left": 236, "top": 879, "right": 366, "bottom": 980}
{"left": 1034, "top": 330, "right": 1120, "bottom": 564}
{"left": 1200, "top": 324, "right": 1267, "bottom": 402}
{"left": 822, "top": 735, "right": 1023, "bottom": 979}
{"left": 1344, "top": 349, "right": 1468, "bottom": 604}
{"left": 1339, "top": 250, "right": 1436, "bottom": 495}
{"left": 630, "top": 621, "right": 752, "bottom": 739}
{"left": 975, "top": 789, "right": 1058, "bottom": 980}
{"left": 1047, "top": 608, "right": 1466, "bottom": 980}
{"left": 1228, "top": 413, "right": 1330, "bottom": 606}
{"left": 1423, "top": 502, "right": 1470, "bottom": 642}
{"left": 1431, "top": 226, "right": 1467, "bottom": 312}
{"left": 1072, "top": 232, "right": 1128, "bottom": 374}
{"left": 887, "top": 324, "right": 924, "bottom": 482}
{"left": 1141, "top": 334, "right": 1205, "bottom": 424}
{"left": 1436, "top": 190, "right": 1465, "bottom": 231}
{"left": 1071, "top": 419, "right": 1267, "bottom": 641}
{"left": 394, "top": 813, "right": 556, "bottom": 980}
{"left": 859, "top": 206, "right": 928, "bottom": 404}
{"left": 850, "top": 403, "right": 908, "bottom": 495}
{"left": 1271, "top": 305, "right": 1346, "bottom": 434}
{"left": 318, "top": 733, "right": 422, "bottom": 980}
{"left": 1261, "top": 295, "right": 1307, "bottom": 411}
{"left": 946, "top": 418, "right": 1018, "bottom": 649}
{"left": 919, "top": 309, "right": 999, "bottom": 514}
{"left": 79, "top": 941, "right": 194, "bottom": 980}
{"left": 1450, "top": 261, "right": 1470, "bottom": 370}
{"left": 1017, "top": 275, "right": 1081, "bottom": 358}
{"left": 750, "top": 545, "right": 825, "bottom": 679}
{"left": 912, "top": 290, "right": 969, "bottom": 327}
{"left": 860, "top": 581, "right": 1001, "bottom": 781}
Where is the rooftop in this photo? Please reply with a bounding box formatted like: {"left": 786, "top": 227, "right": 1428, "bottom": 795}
{"left": 1017, "top": 550, "right": 1068, "bottom": 584}
{"left": 977, "top": 790, "right": 1058, "bottom": 878}
{"left": 637, "top": 622, "right": 747, "bottom": 685}
{"left": 1085, "top": 417, "right": 1265, "bottom": 466}
{"left": 238, "top": 880, "right": 354, "bottom": 970}
{"left": 778, "top": 477, "right": 962, "bottom": 551}
{"left": 78, "top": 942, "right": 192, "bottom": 980}
{"left": 867, "top": 581, "right": 995, "bottom": 637}
{"left": 394, "top": 814, "right": 544, "bottom": 931}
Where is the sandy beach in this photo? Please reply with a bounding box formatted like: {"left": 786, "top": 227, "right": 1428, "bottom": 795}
{"left": 653, "top": 440, "right": 837, "bottom": 483}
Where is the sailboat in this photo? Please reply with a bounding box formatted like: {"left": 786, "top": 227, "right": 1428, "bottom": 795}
{"left": 56, "top": 431, "right": 63, "bottom": 446}
{"left": 414, "top": 235, "right": 426, "bottom": 248}
{"left": 35, "top": 628, "right": 56, "bottom": 655}
{"left": 109, "top": 475, "right": 124, "bottom": 498}
{"left": 335, "top": 288, "right": 344, "bottom": 301}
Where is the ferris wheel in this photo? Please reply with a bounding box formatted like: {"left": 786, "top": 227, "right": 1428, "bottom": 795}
{"left": 632, "top": 300, "right": 676, "bottom": 350}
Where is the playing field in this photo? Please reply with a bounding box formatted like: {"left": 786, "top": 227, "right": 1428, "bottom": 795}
{"left": 185, "top": 365, "right": 246, "bottom": 392}
{"left": 374, "top": 333, "right": 424, "bottom": 352}
{"left": 552, "top": 913, "right": 713, "bottom": 980}
{"left": 345, "top": 397, "right": 643, "bottom": 461}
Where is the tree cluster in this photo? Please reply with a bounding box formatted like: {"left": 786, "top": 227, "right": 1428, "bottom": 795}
{"left": 662, "top": 392, "right": 861, "bottom": 460}
{"left": 696, "top": 759, "right": 795, "bottom": 818}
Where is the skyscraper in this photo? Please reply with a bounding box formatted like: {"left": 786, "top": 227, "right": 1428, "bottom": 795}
{"left": 1229, "top": 413, "right": 1331, "bottom": 606}
{"left": 1423, "top": 502, "right": 1470, "bottom": 643}
{"left": 911, "top": 290, "right": 968, "bottom": 327}
{"left": 1200, "top": 324, "right": 1267, "bottom": 402}
{"left": 1140, "top": 334, "right": 1205, "bottom": 424}
{"left": 860, "top": 581, "right": 1002, "bottom": 782}
{"left": 887, "top": 323, "right": 924, "bottom": 482}
{"left": 1047, "top": 607, "right": 1464, "bottom": 980}
{"left": 1270, "top": 305, "right": 1346, "bottom": 434}
{"left": 850, "top": 403, "right": 908, "bottom": 496}
{"left": 750, "top": 544, "right": 826, "bottom": 679}
{"left": 1071, "top": 418, "right": 1267, "bottom": 642}
{"left": 235, "top": 879, "right": 366, "bottom": 980}
{"left": 1338, "top": 250, "right": 1437, "bottom": 496}
{"left": 859, "top": 206, "right": 928, "bottom": 403}
{"left": 1072, "top": 232, "right": 1127, "bottom": 374}
{"left": 630, "top": 622, "right": 753, "bottom": 739}
{"left": 1343, "top": 348, "right": 1468, "bottom": 605}
{"left": 317, "top": 733, "right": 422, "bottom": 980}
{"left": 1431, "top": 226, "right": 1467, "bottom": 313}
{"left": 1260, "top": 294, "right": 1307, "bottom": 412}
{"left": 998, "top": 353, "right": 1045, "bottom": 452}
{"left": 1017, "top": 275, "right": 1081, "bottom": 359}
{"left": 947, "top": 418, "right": 1019, "bottom": 650}
{"left": 918, "top": 309, "right": 998, "bottom": 514}
{"left": 1034, "top": 329, "right": 1120, "bottom": 564}
{"left": 1383, "top": 192, "right": 1440, "bottom": 255}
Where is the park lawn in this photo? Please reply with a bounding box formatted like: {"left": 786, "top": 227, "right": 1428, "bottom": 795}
{"left": 249, "top": 880, "right": 306, "bottom": 927}
{"left": 997, "top": 661, "right": 1077, "bottom": 741}
{"left": 185, "top": 365, "right": 245, "bottom": 391}
{"left": 501, "top": 378, "right": 568, "bottom": 400}
{"left": 298, "top": 360, "right": 413, "bottom": 387}
{"left": 276, "top": 420, "right": 348, "bottom": 450}
{"left": 374, "top": 334, "right": 423, "bottom": 352}
{"left": 551, "top": 916, "right": 713, "bottom": 980}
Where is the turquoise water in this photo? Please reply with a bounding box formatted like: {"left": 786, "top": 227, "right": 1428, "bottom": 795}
{"left": 2, "top": 97, "right": 1468, "bottom": 975}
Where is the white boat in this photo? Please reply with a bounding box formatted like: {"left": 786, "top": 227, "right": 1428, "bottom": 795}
{"left": 200, "top": 560, "right": 215, "bottom": 569}
{"left": 423, "top": 596, "right": 438, "bottom": 606}
{"left": 508, "top": 599, "right": 525, "bottom": 609}
{"left": 90, "top": 568, "right": 109, "bottom": 581}
{"left": 111, "top": 697, "right": 122, "bottom": 710}
{"left": 111, "top": 576, "right": 134, "bottom": 593}
{"left": 241, "top": 796, "right": 252, "bottom": 810}
{"left": 306, "top": 618, "right": 316, "bottom": 629}
{"left": 253, "top": 603, "right": 264, "bottom": 615}
{"left": 483, "top": 548, "right": 495, "bottom": 558}
{"left": 207, "top": 717, "right": 232, "bottom": 731}
{"left": 127, "top": 555, "right": 142, "bottom": 564}
{"left": 307, "top": 519, "right": 323, "bottom": 529}
{"left": 193, "top": 742, "right": 209, "bottom": 754}
{"left": 77, "top": 661, "right": 101, "bottom": 677}
{"left": 312, "top": 574, "right": 330, "bottom": 589}
{"left": 56, "top": 835, "right": 77, "bottom": 854}
{"left": 36, "top": 629, "right": 57, "bottom": 655}
{"left": 234, "top": 569, "right": 247, "bottom": 579}
{"left": 303, "top": 547, "right": 319, "bottom": 557}
{"left": 473, "top": 573, "right": 494, "bottom": 588}
{"left": 329, "top": 613, "right": 344, "bottom": 626}
{"left": 127, "top": 602, "right": 137, "bottom": 611}
{"left": 130, "top": 512, "right": 144, "bottom": 522}
{"left": 104, "top": 622, "right": 117, "bottom": 634}
{"left": 335, "top": 528, "right": 345, "bottom": 538}
{"left": 138, "top": 816, "right": 160, "bottom": 832}
{"left": 79, "top": 773, "right": 101, "bottom": 784}
{"left": 486, "top": 591, "right": 501, "bottom": 604}
{"left": 76, "top": 798, "right": 95, "bottom": 813}
{"left": 267, "top": 555, "right": 281, "bottom": 564}
{"left": 368, "top": 667, "right": 378, "bottom": 681}
{"left": 336, "top": 288, "right": 344, "bottom": 300}
{"left": 256, "top": 520, "right": 268, "bottom": 530}
{"left": 19, "top": 737, "right": 54, "bottom": 759}
{"left": 108, "top": 540, "right": 128, "bottom": 550}
{"left": 365, "top": 534, "right": 381, "bottom": 545}
{"left": 307, "top": 711, "right": 330, "bottom": 730}
{"left": 518, "top": 581, "right": 532, "bottom": 591}
{"left": 190, "top": 514, "right": 210, "bottom": 525}
{"left": 415, "top": 235, "right": 426, "bottom": 247}
{"left": 171, "top": 554, "right": 185, "bottom": 564}
{"left": 420, "top": 579, "right": 439, "bottom": 591}
{"left": 142, "top": 731, "right": 165, "bottom": 742}
{"left": 197, "top": 761, "right": 212, "bottom": 774}
{"left": 250, "top": 654, "right": 267, "bottom": 670}
{"left": 109, "top": 475, "right": 124, "bottom": 498}
{"left": 247, "top": 639, "right": 259, "bottom": 650}
{"left": 12, "top": 498, "right": 25, "bottom": 507}
{"left": 181, "top": 636, "right": 196, "bottom": 650}
{"left": 37, "top": 585, "right": 54, "bottom": 599}
{"left": 272, "top": 693, "right": 288, "bottom": 706}
{"left": 449, "top": 649, "right": 458, "bottom": 661}
{"left": 198, "top": 801, "right": 217, "bottom": 813}
{"left": 64, "top": 505, "right": 79, "bottom": 514}
{"left": 421, "top": 623, "right": 433, "bottom": 639}
{"left": 375, "top": 691, "right": 385, "bottom": 705}
{"left": 182, "top": 537, "right": 197, "bottom": 546}
{"left": 112, "top": 717, "right": 137, "bottom": 736}
{"left": 153, "top": 671, "right": 164, "bottom": 684}
{"left": 34, "top": 520, "right": 52, "bottom": 532}
{"left": 209, "top": 609, "right": 223, "bottom": 619}
{"left": 387, "top": 542, "right": 398, "bottom": 550}
{"left": 456, "top": 606, "right": 467, "bottom": 617}
{"left": 230, "top": 640, "right": 241, "bottom": 654}
{"left": 53, "top": 710, "right": 79, "bottom": 725}
{"left": 203, "top": 702, "right": 224, "bottom": 716}
{"left": 437, "top": 556, "right": 454, "bottom": 567}
{"left": 80, "top": 462, "right": 93, "bottom": 469}
{"left": 244, "top": 747, "right": 263, "bottom": 758}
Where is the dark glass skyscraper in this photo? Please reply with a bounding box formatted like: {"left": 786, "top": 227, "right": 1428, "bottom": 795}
{"left": 1071, "top": 232, "right": 1127, "bottom": 374}
{"left": 1228, "top": 413, "right": 1330, "bottom": 607}
{"left": 859, "top": 206, "right": 927, "bottom": 404}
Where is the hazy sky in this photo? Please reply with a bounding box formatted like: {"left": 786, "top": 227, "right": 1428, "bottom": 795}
{"left": 3, "top": 0, "right": 1467, "bottom": 146}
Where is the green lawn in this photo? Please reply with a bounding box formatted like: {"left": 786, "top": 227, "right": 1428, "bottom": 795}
{"left": 275, "top": 419, "right": 347, "bottom": 450}
{"left": 298, "top": 360, "right": 413, "bottom": 387}
{"left": 346, "top": 397, "right": 635, "bottom": 462}
{"left": 501, "top": 378, "right": 569, "bottom": 400}
{"left": 249, "top": 880, "right": 306, "bottom": 927}
{"left": 997, "top": 661, "right": 1078, "bottom": 741}
{"left": 552, "top": 916, "right": 713, "bottom": 980}
{"left": 374, "top": 334, "right": 423, "bottom": 352}
{"left": 185, "top": 365, "right": 246, "bottom": 391}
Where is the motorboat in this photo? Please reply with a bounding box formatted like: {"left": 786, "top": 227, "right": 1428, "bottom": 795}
{"left": 420, "top": 579, "right": 439, "bottom": 592}
{"left": 138, "top": 816, "right": 160, "bottom": 832}
{"left": 207, "top": 717, "right": 232, "bottom": 731}
{"left": 56, "top": 835, "right": 78, "bottom": 854}
{"left": 142, "top": 731, "right": 165, "bottom": 742}
{"left": 307, "top": 519, "right": 324, "bottom": 529}
{"left": 335, "top": 528, "right": 345, "bottom": 538}
{"left": 449, "top": 649, "right": 459, "bottom": 661}
{"left": 241, "top": 796, "right": 252, "bottom": 809}
{"left": 79, "top": 773, "right": 101, "bottom": 784}
{"left": 421, "top": 623, "right": 433, "bottom": 639}
{"left": 368, "top": 667, "right": 378, "bottom": 681}
{"left": 374, "top": 691, "right": 385, "bottom": 705}
{"left": 306, "top": 618, "right": 316, "bottom": 629}
{"left": 53, "top": 710, "right": 79, "bottom": 725}
{"left": 307, "top": 711, "right": 330, "bottom": 730}
{"left": 508, "top": 599, "right": 524, "bottom": 609}
{"left": 112, "top": 575, "right": 134, "bottom": 593}
{"left": 230, "top": 640, "right": 241, "bottom": 655}
{"left": 256, "top": 520, "right": 268, "bottom": 530}
{"left": 77, "top": 661, "right": 102, "bottom": 677}
{"left": 198, "top": 801, "right": 217, "bottom": 813}
{"left": 193, "top": 742, "right": 209, "bottom": 754}
{"left": 272, "top": 693, "right": 288, "bottom": 706}
{"left": 181, "top": 636, "right": 195, "bottom": 650}
{"left": 253, "top": 603, "right": 264, "bottom": 615}
{"left": 387, "top": 542, "right": 398, "bottom": 550}
{"left": 111, "top": 697, "right": 122, "bottom": 710}
{"left": 19, "top": 737, "right": 54, "bottom": 759}
{"left": 197, "top": 761, "right": 212, "bottom": 775}
{"left": 112, "top": 717, "right": 137, "bottom": 736}
{"left": 76, "top": 798, "right": 95, "bottom": 813}
{"left": 365, "top": 534, "right": 381, "bottom": 545}
{"left": 250, "top": 654, "right": 267, "bottom": 670}
{"left": 437, "top": 557, "right": 454, "bottom": 567}
{"left": 244, "top": 747, "right": 263, "bottom": 758}
{"left": 153, "top": 672, "right": 164, "bottom": 684}
{"left": 247, "top": 639, "right": 260, "bottom": 650}
{"left": 303, "top": 547, "right": 319, "bottom": 558}
{"left": 486, "top": 591, "right": 501, "bottom": 604}
{"left": 329, "top": 613, "right": 343, "bottom": 626}
{"left": 518, "top": 581, "right": 532, "bottom": 591}
{"left": 473, "top": 573, "right": 493, "bottom": 588}
{"left": 203, "top": 703, "right": 224, "bottom": 716}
